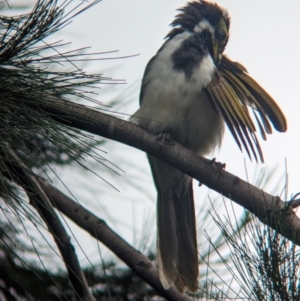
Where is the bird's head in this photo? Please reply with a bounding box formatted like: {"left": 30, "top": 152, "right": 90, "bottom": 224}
{"left": 167, "top": 0, "right": 230, "bottom": 67}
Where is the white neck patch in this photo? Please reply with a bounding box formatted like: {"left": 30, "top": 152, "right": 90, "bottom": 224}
{"left": 193, "top": 19, "right": 214, "bottom": 36}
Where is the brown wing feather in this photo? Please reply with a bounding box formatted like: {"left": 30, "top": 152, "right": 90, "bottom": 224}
{"left": 206, "top": 71, "right": 263, "bottom": 161}
{"left": 220, "top": 56, "right": 287, "bottom": 132}
{"left": 205, "top": 55, "right": 286, "bottom": 162}
{"left": 222, "top": 69, "right": 273, "bottom": 135}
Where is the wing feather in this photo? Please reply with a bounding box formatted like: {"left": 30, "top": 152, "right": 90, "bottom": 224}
{"left": 222, "top": 69, "right": 273, "bottom": 135}
{"left": 205, "top": 55, "right": 286, "bottom": 162}
{"left": 220, "top": 56, "right": 287, "bottom": 132}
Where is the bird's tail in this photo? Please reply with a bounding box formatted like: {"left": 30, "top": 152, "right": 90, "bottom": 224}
{"left": 148, "top": 155, "right": 199, "bottom": 293}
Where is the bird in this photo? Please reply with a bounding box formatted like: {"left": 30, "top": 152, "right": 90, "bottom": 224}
{"left": 131, "top": 0, "right": 287, "bottom": 293}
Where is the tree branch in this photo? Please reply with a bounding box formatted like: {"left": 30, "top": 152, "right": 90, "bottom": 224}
{"left": 37, "top": 97, "right": 300, "bottom": 246}
{"left": 39, "top": 178, "right": 193, "bottom": 301}
{"left": 3, "top": 146, "right": 95, "bottom": 301}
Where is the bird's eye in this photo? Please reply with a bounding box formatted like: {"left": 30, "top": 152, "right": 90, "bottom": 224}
{"left": 217, "top": 31, "right": 226, "bottom": 41}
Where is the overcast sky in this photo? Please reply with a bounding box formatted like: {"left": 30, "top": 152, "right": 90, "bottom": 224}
{"left": 7, "top": 0, "right": 300, "bottom": 263}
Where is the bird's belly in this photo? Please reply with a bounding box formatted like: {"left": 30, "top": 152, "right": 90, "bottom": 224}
{"left": 134, "top": 90, "right": 224, "bottom": 156}
{"left": 180, "top": 93, "right": 224, "bottom": 154}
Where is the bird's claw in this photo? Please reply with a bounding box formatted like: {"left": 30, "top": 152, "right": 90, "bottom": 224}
{"left": 156, "top": 132, "right": 174, "bottom": 150}
{"left": 209, "top": 157, "right": 226, "bottom": 178}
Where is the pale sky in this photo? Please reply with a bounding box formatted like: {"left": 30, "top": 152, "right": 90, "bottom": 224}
{"left": 7, "top": 0, "right": 300, "bottom": 265}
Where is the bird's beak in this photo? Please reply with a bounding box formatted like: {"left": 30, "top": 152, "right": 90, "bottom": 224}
{"left": 212, "top": 39, "right": 220, "bottom": 67}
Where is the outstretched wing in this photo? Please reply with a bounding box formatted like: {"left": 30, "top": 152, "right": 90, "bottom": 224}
{"left": 205, "top": 55, "right": 287, "bottom": 162}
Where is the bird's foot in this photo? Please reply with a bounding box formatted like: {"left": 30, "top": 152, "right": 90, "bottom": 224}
{"left": 209, "top": 157, "right": 226, "bottom": 178}
{"left": 209, "top": 157, "right": 216, "bottom": 164}
{"left": 155, "top": 132, "right": 174, "bottom": 149}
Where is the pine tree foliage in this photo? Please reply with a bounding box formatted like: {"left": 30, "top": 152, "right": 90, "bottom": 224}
{"left": 209, "top": 210, "right": 300, "bottom": 300}
{"left": 0, "top": 1, "right": 115, "bottom": 300}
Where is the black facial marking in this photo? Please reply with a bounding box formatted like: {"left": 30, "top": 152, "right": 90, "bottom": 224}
{"left": 172, "top": 32, "right": 210, "bottom": 80}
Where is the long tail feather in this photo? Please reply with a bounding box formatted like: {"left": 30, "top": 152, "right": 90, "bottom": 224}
{"left": 148, "top": 155, "right": 199, "bottom": 293}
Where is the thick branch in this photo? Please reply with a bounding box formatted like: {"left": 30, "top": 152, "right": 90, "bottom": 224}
{"left": 39, "top": 179, "right": 193, "bottom": 301}
{"left": 37, "top": 98, "right": 300, "bottom": 245}
{"left": 4, "top": 147, "right": 95, "bottom": 301}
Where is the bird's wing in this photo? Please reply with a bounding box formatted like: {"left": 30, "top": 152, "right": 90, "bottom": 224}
{"left": 205, "top": 55, "right": 287, "bottom": 163}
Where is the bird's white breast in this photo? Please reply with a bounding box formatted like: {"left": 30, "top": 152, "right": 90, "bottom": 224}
{"left": 133, "top": 32, "right": 224, "bottom": 155}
